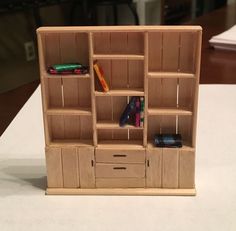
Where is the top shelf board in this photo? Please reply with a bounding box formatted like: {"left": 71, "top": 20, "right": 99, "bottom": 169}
{"left": 37, "top": 26, "right": 202, "bottom": 34}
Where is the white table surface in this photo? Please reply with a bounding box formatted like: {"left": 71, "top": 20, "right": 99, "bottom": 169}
{"left": 0, "top": 85, "right": 236, "bottom": 231}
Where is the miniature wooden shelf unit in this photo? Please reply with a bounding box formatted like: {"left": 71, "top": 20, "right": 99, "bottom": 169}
{"left": 37, "top": 26, "right": 202, "bottom": 196}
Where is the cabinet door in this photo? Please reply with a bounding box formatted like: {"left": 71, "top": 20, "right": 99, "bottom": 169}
{"left": 162, "top": 149, "right": 179, "bottom": 188}
{"left": 61, "top": 147, "right": 79, "bottom": 188}
{"left": 78, "top": 147, "right": 95, "bottom": 188}
{"left": 179, "top": 150, "right": 195, "bottom": 188}
{"left": 146, "top": 149, "right": 162, "bottom": 188}
{"left": 45, "top": 147, "right": 63, "bottom": 188}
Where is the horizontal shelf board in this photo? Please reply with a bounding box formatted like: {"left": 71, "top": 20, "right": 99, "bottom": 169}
{"left": 95, "top": 89, "right": 144, "bottom": 96}
{"left": 49, "top": 139, "right": 93, "bottom": 147}
{"left": 148, "top": 107, "right": 192, "bottom": 116}
{"left": 96, "top": 121, "right": 143, "bottom": 130}
{"left": 147, "top": 141, "right": 194, "bottom": 151}
{"left": 43, "top": 72, "right": 90, "bottom": 79}
{"left": 97, "top": 140, "right": 144, "bottom": 149}
{"left": 93, "top": 54, "right": 144, "bottom": 60}
{"left": 148, "top": 72, "right": 195, "bottom": 79}
{"left": 46, "top": 188, "right": 196, "bottom": 196}
{"left": 47, "top": 107, "right": 92, "bottom": 116}
{"left": 38, "top": 25, "right": 202, "bottom": 33}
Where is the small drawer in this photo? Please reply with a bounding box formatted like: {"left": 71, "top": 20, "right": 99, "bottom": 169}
{"left": 96, "top": 178, "right": 145, "bottom": 188}
{"left": 95, "top": 148, "right": 145, "bottom": 163}
{"left": 96, "top": 163, "right": 145, "bottom": 178}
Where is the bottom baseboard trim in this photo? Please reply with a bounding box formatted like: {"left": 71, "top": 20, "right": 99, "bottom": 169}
{"left": 46, "top": 188, "right": 196, "bottom": 196}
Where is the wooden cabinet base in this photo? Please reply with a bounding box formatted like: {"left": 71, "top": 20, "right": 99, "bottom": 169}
{"left": 46, "top": 188, "right": 196, "bottom": 196}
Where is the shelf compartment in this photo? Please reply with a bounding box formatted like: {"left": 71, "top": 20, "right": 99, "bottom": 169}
{"left": 148, "top": 31, "right": 197, "bottom": 72}
{"left": 93, "top": 54, "right": 144, "bottom": 60}
{"left": 148, "top": 107, "right": 192, "bottom": 116}
{"left": 147, "top": 115, "right": 193, "bottom": 146}
{"left": 147, "top": 141, "right": 194, "bottom": 151}
{"left": 48, "top": 115, "right": 93, "bottom": 142}
{"left": 148, "top": 78, "right": 195, "bottom": 110}
{"left": 47, "top": 107, "right": 92, "bottom": 116}
{"left": 93, "top": 32, "right": 144, "bottom": 55}
{"left": 41, "top": 32, "right": 89, "bottom": 71}
{"left": 148, "top": 72, "right": 194, "bottom": 79}
{"left": 95, "top": 89, "right": 144, "bottom": 96}
{"left": 96, "top": 121, "right": 143, "bottom": 130}
{"left": 94, "top": 60, "right": 144, "bottom": 92}
{"left": 97, "top": 129, "right": 143, "bottom": 147}
{"left": 45, "top": 77, "right": 91, "bottom": 109}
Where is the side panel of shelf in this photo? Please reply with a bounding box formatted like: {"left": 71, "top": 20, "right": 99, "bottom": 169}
{"left": 37, "top": 33, "right": 50, "bottom": 145}
{"left": 192, "top": 31, "right": 202, "bottom": 147}
{"left": 179, "top": 149, "right": 195, "bottom": 188}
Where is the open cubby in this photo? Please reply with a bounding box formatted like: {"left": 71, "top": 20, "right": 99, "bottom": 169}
{"left": 45, "top": 77, "right": 91, "bottom": 113}
{"left": 93, "top": 32, "right": 144, "bottom": 55}
{"left": 41, "top": 32, "right": 89, "bottom": 72}
{"left": 47, "top": 115, "right": 93, "bottom": 144}
{"left": 148, "top": 31, "right": 197, "bottom": 73}
{"left": 37, "top": 26, "right": 202, "bottom": 195}
{"left": 147, "top": 115, "right": 192, "bottom": 146}
{"left": 94, "top": 59, "right": 144, "bottom": 92}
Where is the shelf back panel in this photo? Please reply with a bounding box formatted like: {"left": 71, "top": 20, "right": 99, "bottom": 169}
{"left": 93, "top": 32, "right": 144, "bottom": 55}
{"left": 48, "top": 115, "right": 93, "bottom": 141}
{"left": 148, "top": 31, "right": 197, "bottom": 73}
{"left": 42, "top": 33, "right": 89, "bottom": 69}
{"left": 46, "top": 78, "right": 63, "bottom": 107}
{"left": 147, "top": 115, "right": 192, "bottom": 145}
{"left": 63, "top": 79, "right": 91, "bottom": 108}
{"left": 94, "top": 60, "right": 144, "bottom": 91}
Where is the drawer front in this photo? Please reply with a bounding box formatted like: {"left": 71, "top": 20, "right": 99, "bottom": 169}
{"left": 96, "top": 178, "right": 145, "bottom": 188}
{"left": 96, "top": 148, "right": 145, "bottom": 163}
{"left": 96, "top": 163, "right": 145, "bottom": 178}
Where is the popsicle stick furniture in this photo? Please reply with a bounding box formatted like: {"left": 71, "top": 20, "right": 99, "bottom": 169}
{"left": 37, "top": 26, "right": 202, "bottom": 195}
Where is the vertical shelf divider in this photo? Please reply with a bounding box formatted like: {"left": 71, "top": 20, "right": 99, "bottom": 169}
{"left": 37, "top": 34, "right": 50, "bottom": 145}
{"left": 192, "top": 31, "right": 202, "bottom": 148}
{"left": 89, "top": 32, "right": 98, "bottom": 146}
{"left": 143, "top": 32, "right": 148, "bottom": 147}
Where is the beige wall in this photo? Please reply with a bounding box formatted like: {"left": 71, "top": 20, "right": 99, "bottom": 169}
{"left": 0, "top": 5, "right": 67, "bottom": 93}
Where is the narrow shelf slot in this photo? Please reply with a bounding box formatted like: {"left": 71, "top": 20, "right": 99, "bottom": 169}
{"left": 148, "top": 107, "right": 192, "bottom": 116}
{"left": 147, "top": 141, "right": 194, "bottom": 151}
{"left": 97, "top": 140, "right": 144, "bottom": 148}
{"left": 148, "top": 72, "right": 195, "bottom": 79}
{"left": 50, "top": 139, "right": 93, "bottom": 147}
{"left": 44, "top": 72, "right": 90, "bottom": 79}
{"left": 95, "top": 89, "right": 144, "bottom": 96}
{"left": 96, "top": 121, "right": 143, "bottom": 130}
{"left": 47, "top": 107, "right": 92, "bottom": 116}
{"left": 93, "top": 54, "right": 144, "bottom": 60}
